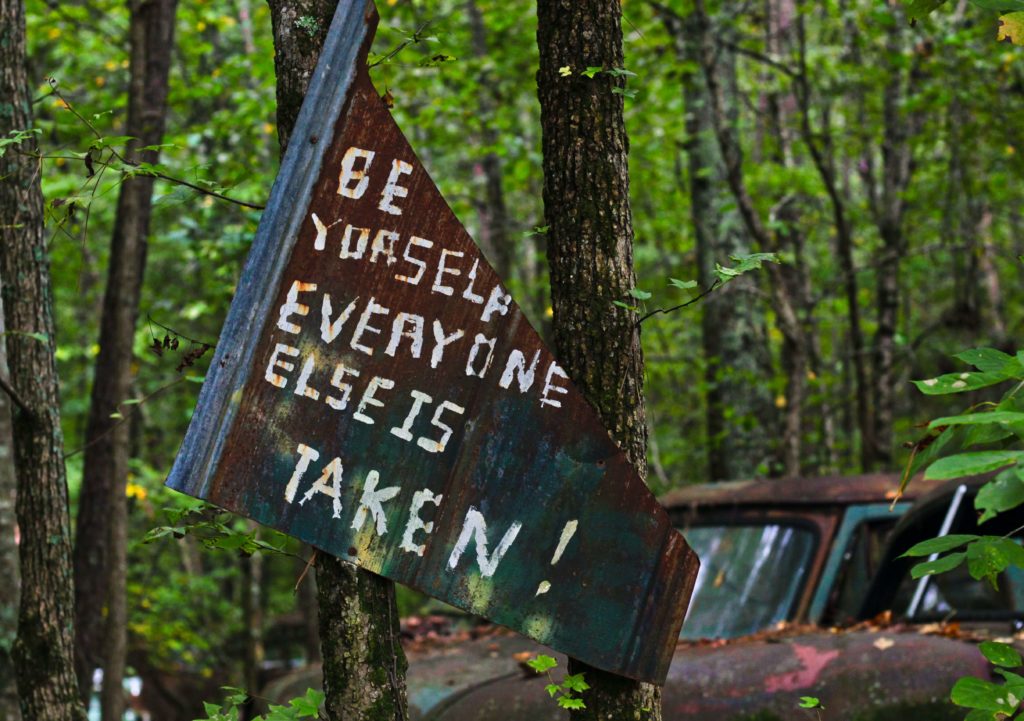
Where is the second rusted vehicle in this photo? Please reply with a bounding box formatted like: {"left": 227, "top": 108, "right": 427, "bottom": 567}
{"left": 398, "top": 473, "right": 1024, "bottom": 720}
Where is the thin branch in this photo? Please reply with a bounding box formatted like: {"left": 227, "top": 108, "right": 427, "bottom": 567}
{"left": 0, "top": 374, "right": 33, "bottom": 418}
{"left": 637, "top": 279, "right": 722, "bottom": 325}
{"left": 148, "top": 315, "right": 216, "bottom": 349}
{"left": 719, "top": 39, "right": 798, "bottom": 78}
{"left": 44, "top": 80, "right": 265, "bottom": 211}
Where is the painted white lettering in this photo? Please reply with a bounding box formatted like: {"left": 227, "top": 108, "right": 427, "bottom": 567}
{"left": 432, "top": 249, "right": 464, "bottom": 296}
{"left": 395, "top": 237, "right": 433, "bottom": 285}
{"left": 481, "top": 285, "right": 512, "bottom": 323}
{"left": 391, "top": 390, "right": 432, "bottom": 442}
{"left": 353, "top": 376, "right": 395, "bottom": 425}
{"left": 462, "top": 258, "right": 485, "bottom": 304}
{"left": 540, "top": 362, "right": 570, "bottom": 408}
{"left": 265, "top": 343, "right": 299, "bottom": 388}
{"left": 385, "top": 313, "right": 425, "bottom": 359}
{"left": 401, "top": 489, "right": 442, "bottom": 556}
{"left": 338, "top": 146, "right": 375, "bottom": 199}
{"left": 299, "top": 456, "right": 343, "bottom": 519}
{"left": 465, "top": 334, "right": 496, "bottom": 378}
{"left": 321, "top": 294, "right": 360, "bottom": 344}
{"left": 446, "top": 507, "right": 522, "bottom": 578}
{"left": 350, "top": 471, "right": 400, "bottom": 536}
{"left": 369, "top": 229, "right": 399, "bottom": 265}
{"left": 277, "top": 280, "right": 316, "bottom": 334}
{"left": 350, "top": 298, "right": 390, "bottom": 355}
{"left": 284, "top": 444, "right": 320, "bottom": 504}
{"left": 418, "top": 401, "right": 465, "bottom": 454}
{"left": 312, "top": 212, "right": 327, "bottom": 251}
{"left": 293, "top": 354, "right": 320, "bottom": 401}
{"left": 340, "top": 224, "right": 370, "bottom": 260}
{"left": 431, "top": 321, "right": 465, "bottom": 369}
{"left": 499, "top": 349, "right": 541, "bottom": 392}
{"left": 326, "top": 363, "right": 360, "bottom": 410}
{"left": 378, "top": 158, "right": 413, "bottom": 215}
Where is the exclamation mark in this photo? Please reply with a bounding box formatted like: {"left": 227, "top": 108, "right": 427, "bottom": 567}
{"left": 535, "top": 520, "right": 579, "bottom": 596}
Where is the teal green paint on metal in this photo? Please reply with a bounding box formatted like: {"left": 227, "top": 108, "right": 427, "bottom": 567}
{"left": 164, "top": 0, "right": 699, "bottom": 685}
{"left": 808, "top": 503, "right": 910, "bottom": 623}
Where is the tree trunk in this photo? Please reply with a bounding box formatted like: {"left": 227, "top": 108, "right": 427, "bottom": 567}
{"left": 266, "top": 2, "right": 409, "bottom": 718}
{"left": 0, "top": 286, "right": 21, "bottom": 721}
{"left": 466, "top": 0, "right": 514, "bottom": 284}
{"left": 660, "top": 3, "right": 775, "bottom": 482}
{"left": 536, "top": 1, "right": 660, "bottom": 717}
{"left": 72, "top": 1, "right": 179, "bottom": 713}
{"left": 240, "top": 531, "right": 265, "bottom": 721}
{"left": 0, "top": 1, "right": 86, "bottom": 718}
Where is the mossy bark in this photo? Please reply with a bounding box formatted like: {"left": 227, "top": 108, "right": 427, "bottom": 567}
{"left": 536, "top": 0, "right": 661, "bottom": 718}
{"left": 0, "top": 0, "right": 86, "bottom": 718}
{"left": 266, "top": 2, "right": 409, "bottom": 718}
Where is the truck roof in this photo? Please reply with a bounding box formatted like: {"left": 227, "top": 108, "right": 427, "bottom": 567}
{"left": 660, "top": 472, "right": 948, "bottom": 509}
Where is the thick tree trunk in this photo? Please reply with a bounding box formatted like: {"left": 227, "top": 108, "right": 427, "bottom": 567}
{"left": 536, "top": 1, "right": 660, "bottom": 718}
{"left": 72, "top": 2, "right": 179, "bottom": 713}
{"left": 660, "top": 4, "right": 775, "bottom": 482}
{"left": 0, "top": 2, "right": 86, "bottom": 718}
{"left": 0, "top": 289, "right": 21, "bottom": 721}
{"left": 266, "top": 2, "right": 409, "bottom": 718}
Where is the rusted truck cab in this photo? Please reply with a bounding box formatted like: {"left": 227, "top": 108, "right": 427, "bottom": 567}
{"left": 409, "top": 473, "right": 1024, "bottom": 721}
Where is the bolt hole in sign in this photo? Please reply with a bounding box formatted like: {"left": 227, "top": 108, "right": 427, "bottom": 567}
{"left": 165, "top": 0, "right": 699, "bottom": 684}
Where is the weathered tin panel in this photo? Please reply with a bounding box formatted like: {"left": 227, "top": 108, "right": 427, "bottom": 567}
{"left": 165, "top": 0, "right": 698, "bottom": 684}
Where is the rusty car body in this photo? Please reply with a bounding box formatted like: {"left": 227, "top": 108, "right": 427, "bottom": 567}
{"left": 263, "top": 473, "right": 1024, "bottom": 720}
{"left": 413, "top": 473, "right": 1024, "bottom": 720}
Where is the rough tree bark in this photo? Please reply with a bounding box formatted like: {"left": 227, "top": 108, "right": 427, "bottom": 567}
{"left": 658, "top": 2, "right": 775, "bottom": 482}
{"left": 266, "top": 2, "right": 409, "bottom": 718}
{"left": 72, "top": 2, "right": 179, "bottom": 715}
{"left": 536, "top": 1, "right": 661, "bottom": 717}
{"left": 0, "top": 1, "right": 86, "bottom": 718}
{"left": 0, "top": 288, "right": 21, "bottom": 721}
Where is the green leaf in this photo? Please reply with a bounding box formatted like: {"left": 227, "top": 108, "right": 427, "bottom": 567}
{"left": 965, "top": 537, "right": 1024, "bottom": 587}
{"left": 900, "top": 534, "right": 979, "bottom": 557}
{"left": 910, "top": 551, "right": 967, "bottom": 579}
{"left": 929, "top": 412, "right": 1024, "bottom": 429}
{"left": 545, "top": 683, "right": 560, "bottom": 698}
{"left": 951, "top": 676, "right": 1018, "bottom": 711}
{"left": 562, "top": 673, "right": 590, "bottom": 693}
{"left": 714, "top": 252, "right": 780, "bottom": 284}
{"left": 913, "top": 372, "right": 1010, "bottom": 396}
{"left": 581, "top": 66, "right": 603, "bottom": 78}
{"left": 612, "top": 301, "right": 639, "bottom": 311}
{"left": 527, "top": 654, "right": 558, "bottom": 673}
{"left": 605, "top": 67, "right": 638, "bottom": 78}
{"left": 980, "top": 641, "right": 1023, "bottom": 668}
{"left": 976, "top": 469, "right": 1024, "bottom": 523}
{"left": 955, "top": 348, "right": 1022, "bottom": 375}
{"left": 904, "top": 0, "right": 950, "bottom": 19}
{"left": 924, "top": 451, "right": 1024, "bottom": 480}
{"left": 557, "top": 697, "right": 586, "bottom": 710}
{"left": 798, "top": 696, "right": 822, "bottom": 709}
{"left": 963, "top": 709, "right": 998, "bottom": 721}
{"left": 628, "top": 288, "right": 652, "bottom": 300}
{"left": 669, "top": 278, "right": 698, "bottom": 290}
{"left": 970, "top": 0, "right": 1024, "bottom": 12}
{"left": 611, "top": 86, "right": 638, "bottom": 98}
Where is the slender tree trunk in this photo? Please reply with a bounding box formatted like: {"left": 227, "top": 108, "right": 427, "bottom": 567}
{"left": 0, "top": 288, "right": 21, "bottom": 721}
{"left": 240, "top": 531, "right": 264, "bottom": 721}
{"left": 266, "top": 2, "right": 409, "bottom": 718}
{"left": 296, "top": 547, "right": 321, "bottom": 664}
{"left": 466, "top": 0, "right": 514, "bottom": 284}
{"left": 72, "top": 2, "right": 179, "bottom": 713}
{"left": 659, "top": 3, "right": 774, "bottom": 482}
{"left": 0, "top": 2, "right": 86, "bottom": 718}
{"left": 536, "top": 1, "right": 660, "bottom": 717}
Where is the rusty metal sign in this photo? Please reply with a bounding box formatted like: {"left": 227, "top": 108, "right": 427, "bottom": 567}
{"left": 166, "top": 0, "right": 698, "bottom": 684}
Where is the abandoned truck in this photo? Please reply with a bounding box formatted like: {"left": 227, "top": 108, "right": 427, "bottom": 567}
{"left": 263, "top": 473, "right": 1024, "bottom": 720}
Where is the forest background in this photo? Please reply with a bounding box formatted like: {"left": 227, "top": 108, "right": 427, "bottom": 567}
{"left": 3, "top": 0, "right": 1023, "bottom": 718}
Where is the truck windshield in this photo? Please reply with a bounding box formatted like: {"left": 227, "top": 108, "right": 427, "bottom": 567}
{"left": 680, "top": 524, "right": 816, "bottom": 639}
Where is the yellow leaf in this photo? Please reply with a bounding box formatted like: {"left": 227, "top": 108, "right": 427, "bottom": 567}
{"left": 559, "top": 66, "right": 572, "bottom": 77}
{"left": 998, "top": 12, "right": 1024, "bottom": 45}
